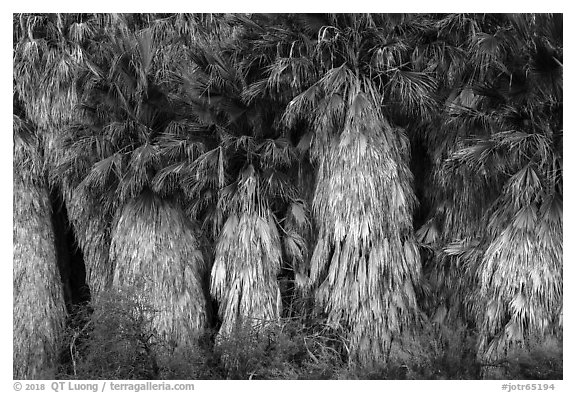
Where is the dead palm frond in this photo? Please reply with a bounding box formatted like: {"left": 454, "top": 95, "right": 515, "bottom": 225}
{"left": 310, "top": 113, "right": 423, "bottom": 366}
{"left": 110, "top": 190, "right": 208, "bottom": 349}
{"left": 211, "top": 166, "right": 283, "bottom": 337}
{"left": 475, "top": 156, "right": 562, "bottom": 361}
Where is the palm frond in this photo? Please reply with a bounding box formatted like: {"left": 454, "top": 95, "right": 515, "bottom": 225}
{"left": 258, "top": 137, "right": 298, "bottom": 168}
{"left": 76, "top": 152, "right": 123, "bottom": 193}
{"left": 385, "top": 69, "right": 439, "bottom": 121}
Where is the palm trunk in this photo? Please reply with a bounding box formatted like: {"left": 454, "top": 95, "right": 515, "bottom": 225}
{"left": 60, "top": 181, "right": 113, "bottom": 300}
{"left": 13, "top": 142, "right": 66, "bottom": 379}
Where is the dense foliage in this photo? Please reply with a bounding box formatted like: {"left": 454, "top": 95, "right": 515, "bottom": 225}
{"left": 13, "top": 13, "right": 562, "bottom": 379}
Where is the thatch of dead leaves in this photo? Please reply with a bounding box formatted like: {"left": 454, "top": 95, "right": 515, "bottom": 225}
{"left": 279, "top": 61, "right": 424, "bottom": 366}
{"left": 305, "top": 92, "right": 422, "bottom": 366}
{"left": 109, "top": 190, "right": 208, "bottom": 349}
{"left": 211, "top": 166, "right": 282, "bottom": 338}
{"left": 477, "top": 164, "right": 562, "bottom": 361}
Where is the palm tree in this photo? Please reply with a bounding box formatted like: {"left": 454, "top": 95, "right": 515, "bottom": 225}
{"left": 12, "top": 13, "right": 86, "bottom": 379}
{"left": 161, "top": 30, "right": 303, "bottom": 337}
{"left": 469, "top": 14, "right": 562, "bottom": 362}
{"left": 242, "top": 14, "right": 433, "bottom": 366}
{"left": 13, "top": 102, "right": 67, "bottom": 379}
{"left": 415, "top": 13, "right": 563, "bottom": 364}
{"left": 412, "top": 14, "right": 494, "bottom": 325}
{"left": 210, "top": 165, "right": 284, "bottom": 336}
{"left": 53, "top": 20, "right": 210, "bottom": 349}
{"left": 13, "top": 13, "right": 109, "bottom": 304}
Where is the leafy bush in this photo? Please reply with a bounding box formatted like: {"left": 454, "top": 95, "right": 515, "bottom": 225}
{"left": 56, "top": 292, "right": 560, "bottom": 380}
{"left": 339, "top": 324, "right": 481, "bottom": 380}
{"left": 58, "top": 289, "right": 219, "bottom": 379}
{"left": 212, "top": 317, "right": 349, "bottom": 379}
{"left": 58, "top": 290, "right": 162, "bottom": 379}
{"left": 502, "top": 337, "right": 563, "bottom": 380}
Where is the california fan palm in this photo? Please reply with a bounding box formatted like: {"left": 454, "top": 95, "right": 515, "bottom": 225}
{"left": 166, "top": 31, "right": 304, "bottom": 337}
{"left": 416, "top": 14, "right": 563, "bottom": 362}
{"left": 55, "top": 22, "right": 210, "bottom": 348}
{"left": 13, "top": 13, "right": 82, "bottom": 378}
{"left": 254, "top": 14, "right": 428, "bottom": 366}
{"left": 14, "top": 13, "right": 115, "bottom": 301}
{"left": 163, "top": 131, "right": 287, "bottom": 339}
{"left": 13, "top": 103, "right": 67, "bottom": 379}
{"left": 471, "top": 14, "right": 562, "bottom": 361}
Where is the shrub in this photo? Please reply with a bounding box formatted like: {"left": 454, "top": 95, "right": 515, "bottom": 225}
{"left": 58, "top": 290, "right": 162, "bottom": 379}
{"left": 58, "top": 289, "right": 216, "bottom": 380}
{"left": 339, "top": 323, "right": 482, "bottom": 380}
{"left": 503, "top": 337, "right": 563, "bottom": 380}
{"left": 56, "top": 291, "right": 559, "bottom": 380}
{"left": 213, "top": 317, "right": 349, "bottom": 379}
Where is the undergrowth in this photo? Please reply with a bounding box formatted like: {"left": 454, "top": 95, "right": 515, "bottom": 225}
{"left": 56, "top": 291, "right": 562, "bottom": 380}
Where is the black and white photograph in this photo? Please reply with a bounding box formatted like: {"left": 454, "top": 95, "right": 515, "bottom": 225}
{"left": 9, "top": 7, "right": 566, "bottom": 387}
